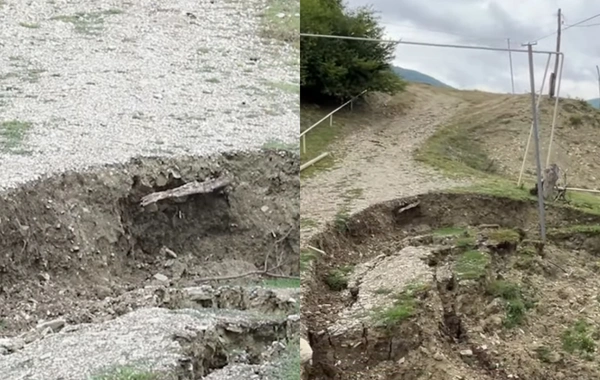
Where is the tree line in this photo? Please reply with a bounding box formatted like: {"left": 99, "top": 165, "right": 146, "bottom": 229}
{"left": 300, "top": 0, "right": 405, "bottom": 104}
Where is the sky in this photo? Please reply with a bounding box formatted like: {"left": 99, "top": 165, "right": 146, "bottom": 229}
{"left": 345, "top": 0, "right": 600, "bottom": 99}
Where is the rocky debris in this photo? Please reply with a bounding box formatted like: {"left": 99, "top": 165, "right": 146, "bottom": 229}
{"left": 0, "top": 307, "right": 293, "bottom": 380}
{"left": 328, "top": 246, "right": 434, "bottom": 335}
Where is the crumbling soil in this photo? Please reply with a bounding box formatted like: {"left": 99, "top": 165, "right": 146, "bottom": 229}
{"left": 0, "top": 150, "right": 300, "bottom": 379}
{"left": 303, "top": 192, "right": 600, "bottom": 380}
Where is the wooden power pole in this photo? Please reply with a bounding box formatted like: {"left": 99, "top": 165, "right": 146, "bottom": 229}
{"left": 549, "top": 8, "right": 562, "bottom": 98}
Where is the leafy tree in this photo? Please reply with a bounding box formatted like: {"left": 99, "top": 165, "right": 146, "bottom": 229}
{"left": 300, "top": 0, "right": 405, "bottom": 103}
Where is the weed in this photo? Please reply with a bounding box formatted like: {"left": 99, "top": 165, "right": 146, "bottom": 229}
{"left": 534, "top": 345, "right": 553, "bottom": 363}
{"left": 455, "top": 250, "right": 489, "bottom": 280}
{"left": 262, "top": 278, "right": 300, "bottom": 288}
{"left": 562, "top": 319, "right": 597, "bottom": 358}
{"left": 333, "top": 211, "right": 350, "bottom": 233}
{"left": 19, "top": 22, "right": 40, "bottom": 29}
{"left": 262, "top": 139, "right": 298, "bottom": 152}
{"left": 51, "top": 9, "right": 123, "bottom": 36}
{"left": 260, "top": 0, "right": 299, "bottom": 45}
{"left": 300, "top": 248, "right": 318, "bottom": 272}
{"left": 90, "top": 366, "right": 161, "bottom": 380}
{"left": 455, "top": 236, "right": 476, "bottom": 249}
{"left": 372, "top": 283, "right": 429, "bottom": 328}
{"left": 432, "top": 227, "right": 466, "bottom": 236}
{"left": 325, "top": 265, "right": 353, "bottom": 291}
{"left": 374, "top": 288, "right": 393, "bottom": 295}
{"left": 486, "top": 280, "right": 534, "bottom": 328}
{"left": 267, "top": 338, "right": 300, "bottom": 380}
{"left": 487, "top": 228, "right": 520, "bottom": 244}
{"left": 300, "top": 218, "right": 318, "bottom": 229}
{"left": 569, "top": 115, "right": 583, "bottom": 126}
{"left": 266, "top": 81, "right": 300, "bottom": 94}
{"left": 0, "top": 120, "right": 32, "bottom": 154}
{"left": 205, "top": 77, "right": 220, "bottom": 83}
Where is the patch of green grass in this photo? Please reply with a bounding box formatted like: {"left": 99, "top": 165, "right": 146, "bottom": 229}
{"left": 548, "top": 224, "right": 600, "bottom": 239}
{"left": 262, "top": 278, "right": 300, "bottom": 288}
{"left": 486, "top": 228, "right": 521, "bottom": 245}
{"left": 433, "top": 227, "right": 466, "bottom": 236}
{"left": 300, "top": 218, "right": 318, "bottom": 229}
{"left": 325, "top": 265, "right": 353, "bottom": 291}
{"left": 374, "top": 288, "right": 393, "bottom": 295}
{"left": 455, "top": 250, "right": 489, "bottom": 280}
{"left": 300, "top": 248, "right": 318, "bottom": 272}
{"left": 90, "top": 366, "right": 161, "bottom": 380}
{"left": 333, "top": 210, "right": 350, "bottom": 233}
{"left": 262, "top": 139, "right": 298, "bottom": 152}
{"left": 486, "top": 280, "right": 534, "bottom": 328}
{"left": 0, "top": 120, "right": 32, "bottom": 154}
{"left": 562, "top": 319, "right": 597, "bottom": 359}
{"left": 19, "top": 22, "right": 40, "bottom": 29}
{"left": 267, "top": 338, "right": 300, "bottom": 380}
{"left": 569, "top": 115, "right": 583, "bottom": 126}
{"left": 260, "top": 0, "right": 299, "bottom": 45}
{"left": 372, "top": 283, "right": 429, "bottom": 328}
{"left": 51, "top": 9, "right": 123, "bottom": 36}
{"left": 205, "top": 77, "right": 220, "bottom": 83}
{"left": 534, "top": 345, "right": 553, "bottom": 363}
{"left": 266, "top": 81, "right": 300, "bottom": 94}
{"left": 452, "top": 178, "right": 600, "bottom": 216}
{"left": 456, "top": 236, "right": 476, "bottom": 249}
{"left": 416, "top": 121, "right": 498, "bottom": 177}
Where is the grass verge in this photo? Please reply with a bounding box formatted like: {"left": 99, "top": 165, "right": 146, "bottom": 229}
{"left": 454, "top": 250, "right": 489, "bottom": 280}
{"left": 260, "top": 0, "right": 299, "bottom": 45}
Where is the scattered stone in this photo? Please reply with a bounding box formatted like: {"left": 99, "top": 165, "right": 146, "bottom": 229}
{"left": 0, "top": 338, "right": 24, "bottom": 355}
{"left": 261, "top": 205, "right": 269, "bottom": 213}
{"left": 36, "top": 318, "right": 66, "bottom": 333}
{"left": 160, "top": 246, "right": 178, "bottom": 259}
{"left": 153, "top": 273, "right": 169, "bottom": 282}
{"left": 433, "top": 352, "right": 444, "bottom": 361}
{"left": 460, "top": 349, "right": 473, "bottom": 357}
{"left": 38, "top": 272, "right": 50, "bottom": 282}
{"left": 300, "top": 337, "right": 312, "bottom": 364}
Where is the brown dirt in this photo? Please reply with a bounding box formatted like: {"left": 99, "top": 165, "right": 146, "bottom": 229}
{"left": 302, "top": 192, "right": 600, "bottom": 380}
{"left": 0, "top": 150, "right": 299, "bottom": 337}
{"left": 300, "top": 84, "right": 471, "bottom": 246}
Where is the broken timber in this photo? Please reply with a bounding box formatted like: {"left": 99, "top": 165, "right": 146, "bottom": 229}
{"left": 140, "top": 174, "right": 232, "bottom": 207}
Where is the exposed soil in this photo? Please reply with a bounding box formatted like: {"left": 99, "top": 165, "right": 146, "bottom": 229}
{"left": 0, "top": 149, "right": 300, "bottom": 379}
{"left": 300, "top": 85, "right": 471, "bottom": 245}
{"left": 303, "top": 192, "right": 600, "bottom": 380}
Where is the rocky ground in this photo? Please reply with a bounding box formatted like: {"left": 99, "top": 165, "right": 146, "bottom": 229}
{"left": 0, "top": 151, "right": 301, "bottom": 379}
{"left": 0, "top": 0, "right": 299, "bottom": 190}
{"left": 302, "top": 192, "right": 600, "bottom": 380}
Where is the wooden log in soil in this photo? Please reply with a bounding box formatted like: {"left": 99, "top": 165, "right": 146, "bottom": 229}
{"left": 140, "top": 174, "right": 232, "bottom": 207}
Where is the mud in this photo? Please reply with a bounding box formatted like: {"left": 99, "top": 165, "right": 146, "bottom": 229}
{"left": 303, "top": 193, "right": 600, "bottom": 380}
{"left": 0, "top": 149, "right": 299, "bottom": 379}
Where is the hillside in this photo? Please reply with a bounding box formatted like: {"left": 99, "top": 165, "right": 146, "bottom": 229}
{"left": 588, "top": 98, "right": 600, "bottom": 109}
{"left": 392, "top": 66, "right": 453, "bottom": 88}
{"left": 301, "top": 82, "right": 600, "bottom": 380}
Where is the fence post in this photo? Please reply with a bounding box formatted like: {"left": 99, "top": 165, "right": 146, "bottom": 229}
{"left": 302, "top": 135, "right": 306, "bottom": 154}
{"left": 329, "top": 114, "right": 332, "bottom": 127}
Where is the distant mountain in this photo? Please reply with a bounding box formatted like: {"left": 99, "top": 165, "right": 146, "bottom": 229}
{"left": 588, "top": 98, "right": 600, "bottom": 109}
{"left": 392, "top": 66, "right": 453, "bottom": 89}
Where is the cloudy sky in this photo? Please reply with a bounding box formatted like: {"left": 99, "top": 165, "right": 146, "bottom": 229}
{"left": 345, "top": 0, "right": 600, "bottom": 99}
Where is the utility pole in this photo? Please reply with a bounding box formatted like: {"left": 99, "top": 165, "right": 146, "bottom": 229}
{"left": 596, "top": 65, "right": 600, "bottom": 106}
{"left": 507, "top": 38, "right": 515, "bottom": 94}
{"left": 523, "top": 42, "right": 547, "bottom": 243}
{"left": 549, "top": 8, "right": 562, "bottom": 98}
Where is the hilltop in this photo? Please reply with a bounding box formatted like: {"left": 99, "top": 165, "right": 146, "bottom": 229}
{"left": 392, "top": 66, "right": 453, "bottom": 88}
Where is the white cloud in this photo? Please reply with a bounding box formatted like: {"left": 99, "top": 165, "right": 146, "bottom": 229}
{"left": 345, "top": 0, "right": 600, "bottom": 99}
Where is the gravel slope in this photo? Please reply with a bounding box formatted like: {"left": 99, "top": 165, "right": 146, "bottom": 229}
{"left": 0, "top": 0, "right": 299, "bottom": 190}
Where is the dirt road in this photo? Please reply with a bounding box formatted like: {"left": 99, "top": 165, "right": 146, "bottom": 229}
{"left": 300, "top": 85, "right": 471, "bottom": 244}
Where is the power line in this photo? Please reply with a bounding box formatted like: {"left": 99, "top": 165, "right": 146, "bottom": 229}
{"left": 380, "top": 22, "right": 509, "bottom": 44}
{"left": 533, "top": 12, "right": 600, "bottom": 42}
{"left": 299, "top": 33, "right": 560, "bottom": 55}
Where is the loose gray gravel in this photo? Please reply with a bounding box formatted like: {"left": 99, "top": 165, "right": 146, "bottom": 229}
{"left": 0, "top": 0, "right": 299, "bottom": 190}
